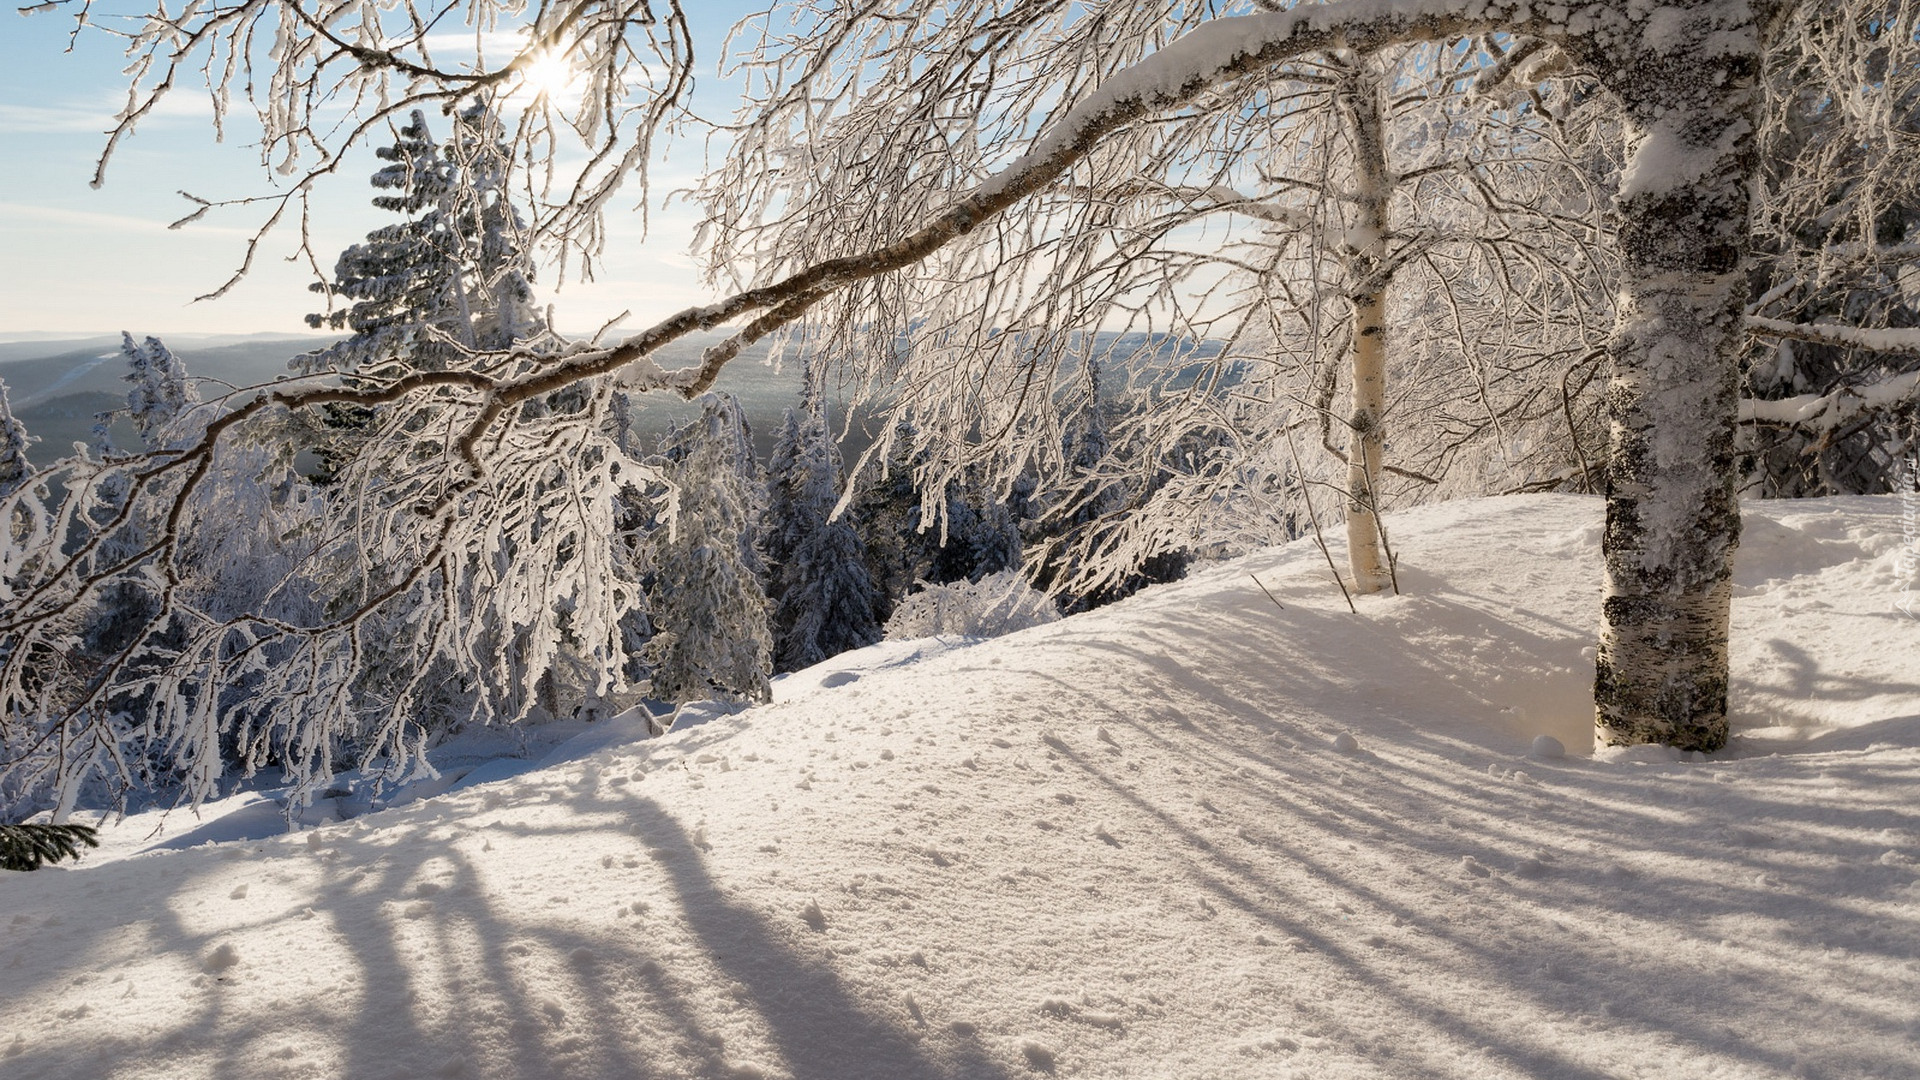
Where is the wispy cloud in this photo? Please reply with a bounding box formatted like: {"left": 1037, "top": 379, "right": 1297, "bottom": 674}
{"left": 0, "top": 201, "right": 253, "bottom": 237}
{"left": 0, "top": 102, "right": 114, "bottom": 135}
{"left": 416, "top": 29, "right": 531, "bottom": 64}
{"left": 0, "top": 85, "right": 231, "bottom": 135}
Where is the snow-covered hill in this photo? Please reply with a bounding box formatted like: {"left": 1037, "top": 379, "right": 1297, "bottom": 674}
{"left": 3, "top": 494, "right": 1917, "bottom": 1080}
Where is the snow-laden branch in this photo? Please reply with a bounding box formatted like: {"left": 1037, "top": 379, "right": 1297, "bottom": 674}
{"left": 977, "top": 3, "right": 1526, "bottom": 204}
{"left": 1748, "top": 316, "right": 1920, "bottom": 356}
{"left": 1739, "top": 368, "right": 1920, "bottom": 429}
{"left": 516, "top": 3, "right": 1530, "bottom": 416}
{"left": 1741, "top": 316, "right": 1920, "bottom": 427}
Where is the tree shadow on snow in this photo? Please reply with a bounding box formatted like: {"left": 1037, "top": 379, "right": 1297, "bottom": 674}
{"left": 0, "top": 777, "right": 1020, "bottom": 1080}
{"left": 988, "top": 591, "right": 1920, "bottom": 1080}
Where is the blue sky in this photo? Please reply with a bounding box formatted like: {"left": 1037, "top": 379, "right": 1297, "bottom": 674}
{"left": 1, "top": 4, "right": 761, "bottom": 339}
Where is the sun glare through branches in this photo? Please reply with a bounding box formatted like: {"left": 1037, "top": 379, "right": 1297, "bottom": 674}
{"left": 514, "top": 46, "right": 584, "bottom": 104}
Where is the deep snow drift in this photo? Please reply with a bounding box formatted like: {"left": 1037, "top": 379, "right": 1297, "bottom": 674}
{"left": 3, "top": 494, "right": 1917, "bottom": 1080}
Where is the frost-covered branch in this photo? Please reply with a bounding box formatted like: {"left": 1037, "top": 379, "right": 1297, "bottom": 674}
{"left": 1747, "top": 316, "right": 1920, "bottom": 357}
{"left": 1739, "top": 367, "right": 1920, "bottom": 431}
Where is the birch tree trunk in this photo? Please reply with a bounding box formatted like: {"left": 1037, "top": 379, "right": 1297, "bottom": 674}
{"left": 1337, "top": 61, "right": 1395, "bottom": 594}
{"left": 1587, "top": 8, "right": 1760, "bottom": 752}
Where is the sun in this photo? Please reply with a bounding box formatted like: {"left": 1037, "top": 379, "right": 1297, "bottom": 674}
{"left": 517, "top": 47, "right": 579, "bottom": 102}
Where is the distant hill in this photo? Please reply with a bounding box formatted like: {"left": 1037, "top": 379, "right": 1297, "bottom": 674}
{"left": 0, "top": 336, "right": 323, "bottom": 410}
{"left": 16, "top": 392, "right": 123, "bottom": 420}
{"left": 1, "top": 330, "right": 1224, "bottom": 468}
{"left": 0, "top": 332, "right": 811, "bottom": 467}
{"left": 10, "top": 392, "right": 125, "bottom": 461}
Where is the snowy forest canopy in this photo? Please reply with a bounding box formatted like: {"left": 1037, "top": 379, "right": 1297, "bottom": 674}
{"left": 4, "top": 0, "right": 1920, "bottom": 822}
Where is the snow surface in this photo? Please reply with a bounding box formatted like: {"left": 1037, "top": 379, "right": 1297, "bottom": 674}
{"left": 4, "top": 494, "right": 1919, "bottom": 1080}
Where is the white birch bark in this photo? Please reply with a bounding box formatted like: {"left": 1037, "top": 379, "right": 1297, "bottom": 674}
{"left": 1336, "top": 61, "right": 1396, "bottom": 594}
{"left": 1586, "top": 2, "right": 1764, "bottom": 751}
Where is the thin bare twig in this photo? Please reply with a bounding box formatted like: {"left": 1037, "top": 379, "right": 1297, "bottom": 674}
{"left": 1249, "top": 573, "right": 1287, "bottom": 613}
{"left": 1283, "top": 423, "right": 1356, "bottom": 613}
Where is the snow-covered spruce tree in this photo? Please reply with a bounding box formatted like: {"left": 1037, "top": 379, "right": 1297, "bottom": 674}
{"left": 82, "top": 334, "right": 203, "bottom": 656}
{"left": 1024, "top": 352, "right": 1143, "bottom": 613}
{"left": 117, "top": 333, "right": 201, "bottom": 451}
{"left": 0, "top": 822, "right": 98, "bottom": 871}
{"left": 24, "top": 0, "right": 1920, "bottom": 812}
{"left": 0, "top": 379, "right": 33, "bottom": 498}
{"left": 851, "top": 422, "right": 1023, "bottom": 607}
{"left": 295, "top": 107, "right": 631, "bottom": 731}
{"left": 916, "top": 477, "right": 1024, "bottom": 588}
{"left": 297, "top": 106, "right": 551, "bottom": 480}
{"left": 847, "top": 429, "right": 925, "bottom": 614}
{"left": 606, "top": 389, "right": 660, "bottom": 690}
{"left": 301, "top": 105, "right": 543, "bottom": 374}
{"left": 646, "top": 393, "right": 773, "bottom": 704}
{"left": 300, "top": 112, "right": 460, "bottom": 374}
{"left": 293, "top": 112, "right": 455, "bottom": 481}
{"left": 0, "top": 380, "right": 44, "bottom": 750}
{"left": 443, "top": 103, "right": 545, "bottom": 354}
{"left": 763, "top": 383, "right": 883, "bottom": 673}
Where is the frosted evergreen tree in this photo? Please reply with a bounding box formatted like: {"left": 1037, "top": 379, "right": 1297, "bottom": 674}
{"left": 854, "top": 422, "right": 1023, "bottom": 604}
{"left": 300, "top": 106, "right": 544, "bottom": 377}
{"left": 119, "top": 333, "right": 200, "bottom": 451}
{"left": 445, "top": 103, "right": 543, "bottom": 352}
{"left": 299, "top": 112, "right": 460, "bottom": 374}
{"left": 76, "top": 334, "right": 199, "bottom": 576}
{"left": 763, "top": 384, "right": 882, "bottom": 673}
{"left": 297, "top": 106, "right": 548, "bottom": 483}
{"left": 1032, "top": 355, "right": 1159, "bottom": 613}
{"left": 923, "top": 480, "right": 1023, "bottom": 586}
{"left": 763, "top": 409, "right": 809, "bottom": 574}
{"left": 645, "top": 393, "right": 773, "bottom": 704}
{"left": 0, "top": 379, "right": 33, "bottom": 498}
